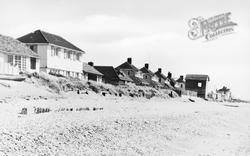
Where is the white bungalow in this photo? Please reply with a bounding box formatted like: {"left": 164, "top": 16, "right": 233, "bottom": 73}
{"left": 0, "top": 34, "right": 40, "bottom": 75}
{"left": 18, "top": 30, "right": 85, "bottom": 79}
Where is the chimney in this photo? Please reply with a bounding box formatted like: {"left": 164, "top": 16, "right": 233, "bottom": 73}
{"left": 145, "top": 63, "right": 149, "bottom": 69}
{"left": 168, "top": 72, "right": 172, "bottom": 79}
{"left": 158, "top": 68, "right": 162, "bottom": 73}
{"left": 180, "top": 75, "right": 184, "bottom": 80}
{"left": 127, "top": 57, "right": 132, "bottom": 64}
{"left": 88, "top": 62, "right": 94, "bottom": 66}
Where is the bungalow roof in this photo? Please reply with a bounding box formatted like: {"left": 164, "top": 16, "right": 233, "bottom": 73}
{"left": 140, "top": 67, "right": 154, "bottom": 76}
{"left": 82, "top": 63, "right": 103, "bottom": 76}
{"left": 18, "top": 30, "right": 85, "bottom": 53}
{"left": 185, "top": 74, "right": 210, "bottom": 81}
{"left": 116, "top": 62, "right": 139, "bottom": 71}
{"left": 94, "top": 66, "right": 120, "bottom": 81}
{"left": 154, "top": 70, "right": 167, "bottom": 80}
{"left": 0, "top": 34, "right": 39, "bottom": 58}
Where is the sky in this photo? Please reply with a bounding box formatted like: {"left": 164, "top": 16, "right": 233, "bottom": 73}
{"left": 0, "top": 0, "right": 249, "bottom": 100}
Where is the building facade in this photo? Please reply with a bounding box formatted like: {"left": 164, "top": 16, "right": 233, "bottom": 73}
{"left": 83, "top": 62, "right": 103, "bottom": 83}
{"left": 185, "top": 74, "right": 210, "bottom": 99}
{"left": 0, "top": 34, "right": 40, "bottom": 75}
{"left": 18, "top": 30, "right": 85, "bottom": 79}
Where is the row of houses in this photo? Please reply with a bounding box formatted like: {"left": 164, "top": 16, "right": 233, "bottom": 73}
{"left": 0, "top": 29, "right": 211, "bottom": 99}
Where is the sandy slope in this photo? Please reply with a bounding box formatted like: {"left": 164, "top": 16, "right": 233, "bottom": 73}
{"left": 0, "top": 79, "right": 250, "bottom": 155}
{"left": 0, "top": 93, "right": 249, "bottom": 156}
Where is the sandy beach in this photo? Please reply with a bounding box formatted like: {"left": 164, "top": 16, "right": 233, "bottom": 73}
{"left": 0, "top": 80, "right": 249, "bottom": 155}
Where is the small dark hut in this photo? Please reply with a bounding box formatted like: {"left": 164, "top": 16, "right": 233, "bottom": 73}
{"left": 185, "top": 74, "right": 210, "bottom": 99}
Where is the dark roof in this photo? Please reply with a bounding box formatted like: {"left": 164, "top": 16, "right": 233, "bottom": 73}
{"left": 94, "top": 66, "right": 121, "bottom": 81}
{"left": 18, "top": 30, "right": 85, "bottom": 53}
{"left": 154, "top": 71, "right": 167, "bottom": 80}
{"left": 82, "top": 63, "right": 103, "bottom": 76}
{"left": 217, "top": 86, "right": 230, "bottom": 93}
{"left": 140, "top": 67, "right": 154, "bottom": 76}
{"left": 185, "top": 74, "right": 210, "bottom": 81}
{"left": 116, "top": 70, "right": 134, "bottom": 82}
{"left": 0, "top": 34, "right": 39, "bottom": 58}
{"left": 116, "top": 62, "right": 139, "bottom": 71}
{"left": 129, "top": 76, "right": 150, "bottom": 85}
{"left": 176, "top": 77, "right": 185, "bottom": 83}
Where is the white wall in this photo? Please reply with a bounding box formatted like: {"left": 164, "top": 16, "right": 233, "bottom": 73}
{"left": 46, "top": 44, "right": 84, "bottom": 73}
{"left": 26, "top": 57, "right": 40, "bottom": 73}
{"left": 37, "top": 45, "right": 47, "bottom": 68}
{"left": 0, "top": 53, "right": 20, "bottom": 75}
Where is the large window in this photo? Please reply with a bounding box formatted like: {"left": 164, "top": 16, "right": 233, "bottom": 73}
{"left": 30, "top": 57, "right": 36, "bottom": 70}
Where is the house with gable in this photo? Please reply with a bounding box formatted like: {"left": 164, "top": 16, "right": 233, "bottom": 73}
{"left": 116, "top": 58, "right": 148, "bottom": 86}
{"left": 140, "top": 63, "right": 161, "bottom": 88}
{"left": 0, "top": 34, "right": 40, "bottom": 75}
{"left": 94, "top": 66, "right": 133, "bottom": 85}
{"left": 82, "top": 62, "right": 103, "bottom": 83}
{"left": 175, "top": 75, "right": 185, "bottom": 90}
{"left": 216, "top": 86, "right": 232, "bottom": 101}
{"left": 116, "top": 58, "right": 138, "bottom": 77}
{"left": 18, "top": 30, "right": 85, "bottom": 79}
{"left": 154, "top": 68, "right": 168, "bottom": 87}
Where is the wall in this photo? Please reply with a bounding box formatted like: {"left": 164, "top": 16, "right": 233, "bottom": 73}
{"left": 0, "top": 52, "right": 39, "bottom": 74}
{"left": 0, "top": 53, "right": 19, "bottom": 74}
{"left": 46, "top": 45, "right": 83, "bottom": 74}
{"left": 121, "top": 69, "right": 135, "bottom": 77}
{"left": 26, "top": 57, "right": 40, "bottom": 73}
{"left": 37, "top": 45, "right": 48, "bottom": 68}
{"left": 185, "top": 79, "right": 207, "bottom": 98}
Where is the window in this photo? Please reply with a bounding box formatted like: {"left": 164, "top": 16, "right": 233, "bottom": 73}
{"left": 15, "top": 55, "right": 21, "bottom": 70}
{"left": 30, "top": 57, "right": 36, "bottom": 70}
{"left": 67, "top": 51, "right": 71, "bottom": 59}
{"left": 51, "top": 46, "right": 55, "bottom": 56}
{"left": 64, "top": 50, "right": 67, "bottom": 59}
{"left": 21, "top": 56, "right": 26, "bottom": 71}
{"left": 30, "top": 45, "right": 38, "bottom": 53}
{"left": 198, "top": 82, "right": 202, "bottom": 87}
{"left": 72, "top": 52, "right": 76, "bottom": 61}
{"left": 7, "top": 55, "right": 14, "bottom": 65}
{"left": 76, "top": 53, "right": 81, "bottom": 61}
{"left": 66, "top": 71, "right": 70, "bottom": 77}
{"left": 55, "top": 48, "right": 60, "bottom": 57}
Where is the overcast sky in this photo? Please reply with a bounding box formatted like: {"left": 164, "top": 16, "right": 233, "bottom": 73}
{"left": 1, "top": 0, "right": 249, "bottom": 100}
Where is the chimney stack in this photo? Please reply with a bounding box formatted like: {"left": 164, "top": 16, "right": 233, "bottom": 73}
{"left": 158, "top": 68, "right": 162, "bottom": 73}
{"left": 168, "top": 72, "right": 172, "bottom": 79}
{"left": 145, "top": 63, "right": 149, "bottom": 69}
{"left": 180, "top": 75, "right": 184, "bottom": 80}
{"left": 127, "top": 58, "right": 132, "bottom": 64}
{"left": 88, "top": 62, "right": 94, "bottom": 66}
